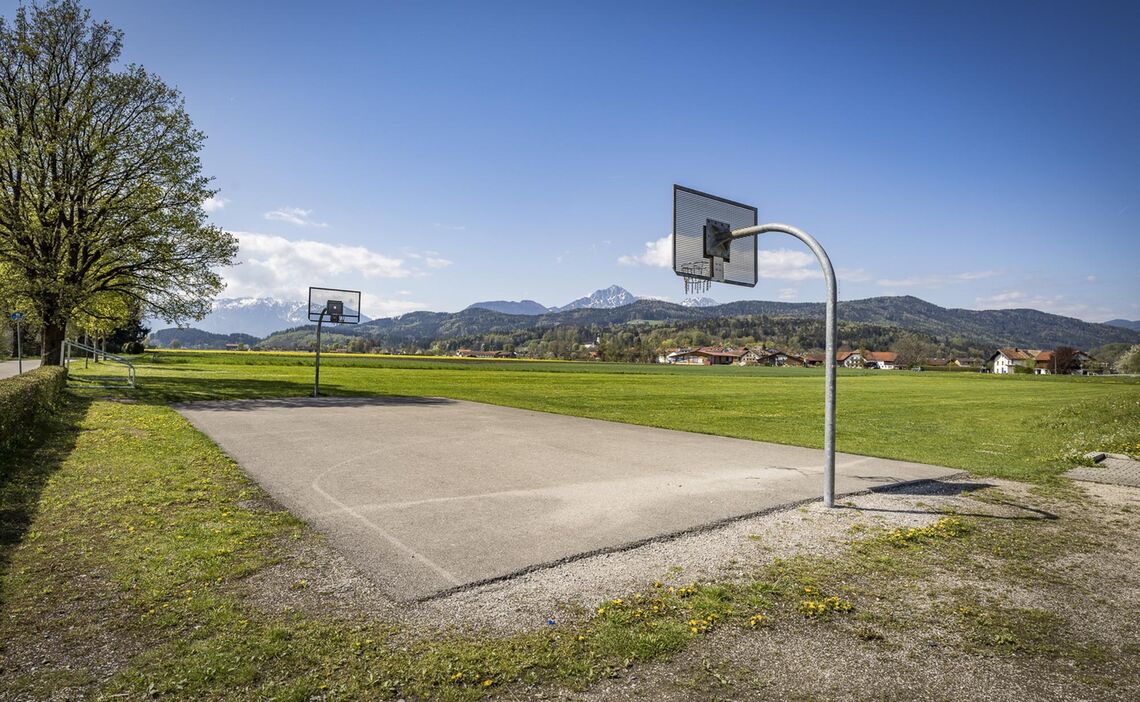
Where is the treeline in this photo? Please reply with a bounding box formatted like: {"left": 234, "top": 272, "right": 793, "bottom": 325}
{"left": 254, "top": 315, "right": 995, "bottom": 361}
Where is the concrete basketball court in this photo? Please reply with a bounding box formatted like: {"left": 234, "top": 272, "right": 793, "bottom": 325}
{"left": 176, "top": 397, "right": 963, "bottom": 600}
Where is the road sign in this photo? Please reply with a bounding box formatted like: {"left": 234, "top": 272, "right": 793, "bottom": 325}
{"left": 9, "top": 312, "right": 23, "bottom": 321}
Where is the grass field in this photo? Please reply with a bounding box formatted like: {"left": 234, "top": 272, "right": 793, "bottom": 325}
{"left": 2, "top": 351, "right": 1138, "bottom": 699}
{"left": 70, "top": 350, "right": 1140, "bottom": 483}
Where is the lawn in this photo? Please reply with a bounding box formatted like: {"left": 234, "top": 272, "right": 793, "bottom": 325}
{"left": 2, "top": 387, "right": 1137, "bottom": 700}
{"left": 1, "top": 353, "right": 1137, "bottom": 699}
{"left": 70, "top": 350, "right": 1140, "bottom": 483}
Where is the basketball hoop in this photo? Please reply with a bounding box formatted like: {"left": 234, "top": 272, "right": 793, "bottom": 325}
{"left": 681, "top": 262, "right": 711, "bottom": 294}
{"left": 669, "top": 184, "right": 839, "bottom": 508}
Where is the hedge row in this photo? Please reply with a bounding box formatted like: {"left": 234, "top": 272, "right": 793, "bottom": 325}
{"left": 0, "top": 365, "right": 69, "bottom": 451}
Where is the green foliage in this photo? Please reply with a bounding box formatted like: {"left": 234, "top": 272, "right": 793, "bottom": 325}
{"left": 892, "top": 332, "right": 937, "bottom": 368}
{"left": 1090, "top": 343, "right": 1131, "bottom": 368}
{"left": 0, "top": 366, "right": 68, "bottom": 451}
{"left": 0, "top": 321, "right": 11, "bottom": 358}
{"left": 1115, "top": 345, "right": 1140, "bottom": 374}
{"left": 148, "top": 328, "right": 259, "bottom": 350}
{"left": 0, "top": 1, "right": 237, "bottom": 363}
{"left": 244, "top": 296, "right": 1138, "bottom": 361}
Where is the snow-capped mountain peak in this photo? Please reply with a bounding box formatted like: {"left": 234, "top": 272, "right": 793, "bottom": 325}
{"left": 555, "top": 285, "right": 639, "bottom": 312}
{"left": 680, "top": 297, "right": 719, "bottom": 308}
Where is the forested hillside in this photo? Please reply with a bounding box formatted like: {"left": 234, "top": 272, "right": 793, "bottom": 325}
{"left": 154, "top": 295, "right": 1138, "bottom": 359}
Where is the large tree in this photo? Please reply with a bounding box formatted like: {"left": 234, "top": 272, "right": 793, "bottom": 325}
{"left": 892, "top": 332, "right": 937, "bottom": 369}
{"left": 0, "top": 0, "right": 236, "bottom": 364}
{"left": 1051, "top": 346, "right": 1079, "bottom": 375}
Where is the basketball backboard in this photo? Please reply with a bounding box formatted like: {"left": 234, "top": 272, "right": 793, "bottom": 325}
{"left": 673, "top": 185, "right": 758, "bottom": 287}
{"left": 308, "top": 287, "right": 361, "bottom": 324}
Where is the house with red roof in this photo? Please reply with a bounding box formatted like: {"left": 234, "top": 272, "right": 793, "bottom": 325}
{"left": 988, "top": 347, "right": 1037, "bottom": 374}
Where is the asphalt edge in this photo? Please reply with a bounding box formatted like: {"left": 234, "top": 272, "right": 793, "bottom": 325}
{"left": 413, "top": 472, "right": 972, "bottom": 603}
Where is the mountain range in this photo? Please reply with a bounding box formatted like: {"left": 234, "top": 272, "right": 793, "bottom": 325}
{"left": 152, "top": 297, "right": 372, "bottom": 338}
{"left": 148, "top": 286, "right": 1140, "bottom": 353}
{"left": 465, "top": 285, "right": 641, "bottom": 315}
{"left": 1105, "top": 319, "right": 1140, "bottom": 332}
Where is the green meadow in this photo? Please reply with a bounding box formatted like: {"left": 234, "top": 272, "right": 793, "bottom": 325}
{"left": 1, "top": 351, "right": 1136, "bottom": 700}
{"left": 70, "top": 350, "right": 1140, "bottom": 483}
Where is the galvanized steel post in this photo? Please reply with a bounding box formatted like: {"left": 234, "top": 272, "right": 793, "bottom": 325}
{"left": 727, "top": 223, "right": 838, "bottom": 507}
{"left": 314, "top": 307, "right": 327, "bottom": 398}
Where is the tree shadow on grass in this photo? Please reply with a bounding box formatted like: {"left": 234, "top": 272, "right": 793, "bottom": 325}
{"left": 71, "top": 376, "right": 386, "bottom": 405}
{"left": 0, "top": 394, "right": 91, "bottom": 609}
{"left": 170, "top": 395, "right": 458, "bottom": 412}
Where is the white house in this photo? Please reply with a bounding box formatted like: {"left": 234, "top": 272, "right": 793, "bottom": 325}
{"left": 863, "top": 351, "right": 898, "bottom": 370}
{"left": 836, "top": 350, "right": 865, "bottom": 368}
{"left": 988, "top": 347, "right": 1036, "bottom": 374}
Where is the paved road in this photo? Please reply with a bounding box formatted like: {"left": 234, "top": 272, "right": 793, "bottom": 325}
{"left": 177, "top": 397, "right": 964, "bottom": 600}
{"left": 0, "top": 358, "right": 40, "bottom": 379}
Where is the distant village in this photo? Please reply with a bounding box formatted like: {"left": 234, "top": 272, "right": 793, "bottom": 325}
{"left": 640, "top": 346, "right": 1101, "bottom": 374}
{"left": 189, "top": 337, "right": 1112, "bottom": 375}
{"left": 453, "top": 344, "right": 1102, "bottom": 373}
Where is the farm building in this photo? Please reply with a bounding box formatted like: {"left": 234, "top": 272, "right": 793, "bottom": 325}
{"left": 456, "top": 349, "right": 515, "bottom": 359}
{"left": 988, "top": 347, "right": 1036, "bottom": 374}
{"left": 802, "top": 351, "right": 866, "bottom": 368}
{"left": 740, "top": 348, "right": 807, "bottom": 367}
{"left": 863, "top": 351, "right": 898, "bottom": 369}
{"left": 667, "top": 347, "right": 745, "bottom": 365}
{"left": 1032, "top": 350, "right": 1096, "bottom": 374}
{"left": 837, "top": 350, "right": 865, "bottom": 368}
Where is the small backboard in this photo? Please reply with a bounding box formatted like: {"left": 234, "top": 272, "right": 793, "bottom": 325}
{"left": 673, "top": 185, "right": 758, "bottom": 287}
{"left": 308, "top": 287, "right": 362, "bottom": 324}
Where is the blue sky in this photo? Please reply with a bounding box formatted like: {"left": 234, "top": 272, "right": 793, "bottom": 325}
{"left": 22, "top": 0, "right": 1139, "bottom": 321}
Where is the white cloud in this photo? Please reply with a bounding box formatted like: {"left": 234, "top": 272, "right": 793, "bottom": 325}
{"left": 618, "top": 239, "right": 825, "bottom": 282}
{"left": 876, "top": 270, "right": 999, "bottom": 288}
{"left": 778, "top": 288, "right": 798, "bottom": 301}
{"left": 838, "top": 267, "right": 873, "bottom": 283}
{"left": 202, "top": 196, "right": 227, "bottom": 213}
{"left": 403, "top": 249, "right": 454, "bottom": 269}
{"left": 360, "top": 292, "right": 431, "bottom": 318}
{"left": 973, "top": 290, "right": 1098, "bottom": 319}
{"left": 758, "top": 248, "right": 818, "bottom": 281}
{"left": 433, "top": 223, "right": 466, "bottom": 231}
{"left": 221, "top": 231, "right": 411, "bottom": 301}
{"left": 1087, "top": 275, "right": 1098, "bottom": 283}
{"left": 618, "top": 235, "right": 672, "bottom": 267}
{"left": 264, "top": 207, "right": 329, "bottom": 228}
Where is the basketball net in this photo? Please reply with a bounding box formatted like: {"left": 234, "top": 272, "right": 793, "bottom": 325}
{"left": 681, "top": 262, "right": 711, "bottom": 295}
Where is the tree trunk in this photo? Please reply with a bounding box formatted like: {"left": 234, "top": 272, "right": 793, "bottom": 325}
{"left": 40, "top": 321, "right": 67, "bottom": 366}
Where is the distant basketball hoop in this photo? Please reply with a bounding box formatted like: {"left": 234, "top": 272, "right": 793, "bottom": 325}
{"left": 308, "top": 286, "right": 361, "bottom": 397}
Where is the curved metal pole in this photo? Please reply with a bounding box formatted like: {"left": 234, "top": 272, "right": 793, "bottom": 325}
{"left": 729, "top": 223, "right": 838, "bottom": 507}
